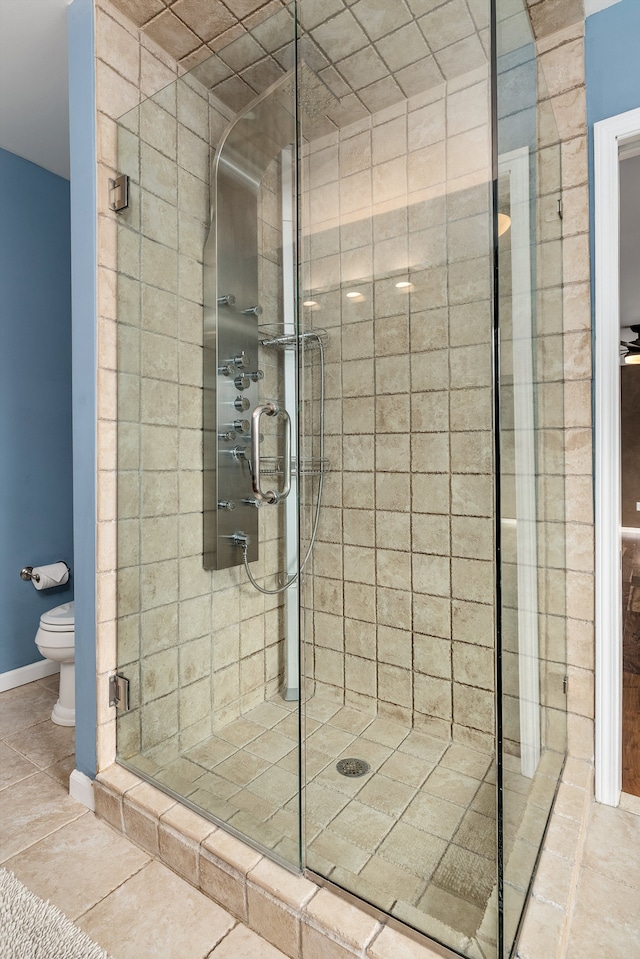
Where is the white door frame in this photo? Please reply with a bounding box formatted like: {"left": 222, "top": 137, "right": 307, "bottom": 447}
{"left": 594, "top": 106, "right": 640, "bottom": 806}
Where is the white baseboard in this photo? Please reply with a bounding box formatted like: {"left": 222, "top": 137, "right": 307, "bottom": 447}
{"left": 0, "top": 659, "right": 59, "bottom": 692}
{"left": 69, "top": 769, "right": 95, "bottom": 811}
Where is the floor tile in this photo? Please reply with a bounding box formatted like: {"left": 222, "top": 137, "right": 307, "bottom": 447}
{"left": 403, "top": 791, "right": 465, "bottom": 841}
{"left": 305, "top": 698, "right": 341, "bottom": 722}
{"left": 0, "top": 741, "right": 38, "bottom": 789}
{"left": 44, "top": 753, "right": 76, "bottom": 789}
{"left": 432, "top": 844, "right": 495, "bottom": 909}
{"left": 78, "top": 860, "right": 235, "bottom": 959}
{"left": 213, "top": 750, "right": 271, "bottom": 786}
{"left": 422, "top": 766, "right": 482, "bottom": 807}
{"left": 245, "top": 729, "right": 297, "bottom": 763}
{"left": 5, "top": 718, "right": 74, "bottom": 769}
{"left": 328, "top": 706, "right": 375, "bottom": 735}
{"left": 398, "top": 730, "right": 448, "bottom": 763}
{"left": 244, "top": 702, "right": 290, "bottom": 729}
{"left": 217, "top": 718, "right": 263, "bottom": 747}
{"left": 308, "top": 828, "right": 371, "bottom": 874}
{"left": 330, "top": 799, "right": 395, "bottom": 851}
{"left": 356, "top": 773, "right": 415, "bottom": 817}
{"left": 307, "top": 723, "right": 356, "bottom": 755}
{"left": 0, "top": 771, "right": 85, "bottom": 862}
{"left": 184, "top": 737, "right": 236, "bottom": 768}
{"left": 453, "top": 810, "right": 496, "bottom": 860}
{"left": 377, "top": 750, "right": 433, "bottom": 787}
{"left": 0, "top": 683, "right": 57, "bottom": 738}
{"left": 246, "top": 765, "right": 298, "bottom": 805}
{"left": 4, "top": 813, "right": 150, "bottom": 919}
{"left": 329, "top": 865, "right": 396, "bottom": 911}
{"left": 439, "top": 743, "right": 492, "bottom": 780}
{"left": 566, "top": 865, "right": 640, "bottom": 959}
{"left": 303, "top": 780, "right": 351, "bottom": 825}
{"left": 582, "top": 801, "right": 640, "bottom": 889}
{"left": 378, "top": 821, "right": 447, "bottom": 879}
{"left": 359, "top": 854, "right": 425, "bottom": 903}
{"left": 361, "top": 717, "right": 410, "bottom": 748}
{"left": 208, "top": 923, "right": 288, "bottom": 958}
{"left": 416, "top": 884, "right": 484, "bottom": 939}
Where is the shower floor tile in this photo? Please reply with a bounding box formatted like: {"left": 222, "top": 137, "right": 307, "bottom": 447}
{"left": 125, "top": 693, "right": 559, "bottom": 946}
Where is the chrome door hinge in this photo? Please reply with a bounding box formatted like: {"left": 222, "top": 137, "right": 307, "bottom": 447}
{"left": 563, "top": 675, "right": 568, "bottom": 695}
{"left": 109, "top": 673, "right": 130, "bottom": 711}
{"left": 557, "top": 198, "right": 563, "bottom": 220}
{"left": 109, "top": 174, "right": 129, "bottom": 213}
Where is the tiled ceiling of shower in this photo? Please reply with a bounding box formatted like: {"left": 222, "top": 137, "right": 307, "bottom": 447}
{"left": 112, "top": 0, "right": 501, "bottom": 119}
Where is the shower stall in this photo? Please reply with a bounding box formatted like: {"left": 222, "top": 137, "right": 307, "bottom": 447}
{"left": 114, "top": 1, "right": 567, "bottom": 956}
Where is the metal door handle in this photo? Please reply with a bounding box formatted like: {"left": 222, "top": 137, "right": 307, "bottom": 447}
{"left": 250, "top": 403, "right": 291, "bottom": 504}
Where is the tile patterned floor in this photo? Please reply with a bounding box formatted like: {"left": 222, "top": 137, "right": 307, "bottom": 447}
{"left": 124, "top": 694, "right": 560, "bottom": 944}
{"left": 0, "top": 678, "right": 288, "bottom": 959}
{"left": 4, "top": 680, "right": 640, "bottom": 957}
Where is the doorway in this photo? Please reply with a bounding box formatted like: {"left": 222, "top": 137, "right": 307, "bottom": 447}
{"left": 594, "top": 108, "right": 640, "bottom": 803}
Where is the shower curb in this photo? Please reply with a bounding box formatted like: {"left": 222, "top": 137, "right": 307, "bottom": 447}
{"left": 93, "top": 763, "right": 458, "bottom": 959}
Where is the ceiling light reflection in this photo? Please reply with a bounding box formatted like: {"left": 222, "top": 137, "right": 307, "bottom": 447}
{"left": 498, "top": 213, "right": 511, "bottom": 237}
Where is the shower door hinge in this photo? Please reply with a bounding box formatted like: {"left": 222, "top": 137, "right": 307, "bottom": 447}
{"left": 109, "top": 174, "right": 129, "bottom": 213}
{"left": 109, "top": 673, "right": 130, "bottom": 711}
{"left": 563, "top": 674, "right": 568, "bottom": 695}
{"left": 557, "top": 198, "right": 563, "bottom": 219}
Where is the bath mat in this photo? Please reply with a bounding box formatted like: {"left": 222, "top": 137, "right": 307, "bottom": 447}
{"left": 0, "top": 868, "right": 113, "bottom": 959}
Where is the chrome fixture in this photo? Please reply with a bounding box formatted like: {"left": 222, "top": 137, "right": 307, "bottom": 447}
{"left": 250, "top": 403, "right": 292, "bottom": 505}
{"left": 108, "top": 174, "right": 129, "bottom": 213}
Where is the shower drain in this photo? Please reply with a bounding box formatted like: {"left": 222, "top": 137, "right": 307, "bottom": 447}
{"left": 336, "top": 758, "right": 370, "bottom": 778}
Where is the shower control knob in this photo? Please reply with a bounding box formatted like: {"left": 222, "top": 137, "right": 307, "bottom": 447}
{"left": 234, "top": 374, "right": 250, "bottom": 391}
{"left": 231, "top": 446, "right": 250, "bottom": 462}
{"left": 248, "top": 370, "right": 264, "bottom": 382}
{"left": 233, "top": 351, "right": 251, "bottom": 370}
{"left": 217, "top": 500, "right": 236, "bottom": 511}
{"left": 234, "top": 396, "right": 250, "bottom": 412}
{"left": 234, "top": 419, "right": 250, "bottom": 434}
{"left": 218, "top": 364, "right": 232, "bottom": 376}
{"left": 241, "top": 305, "right": 263, "bottom": 316}
{"left": 218, "top": 430, "right": 237, "bottom": 441}
{"left": 217, "top": 294, "right": 236, "bottom": 307}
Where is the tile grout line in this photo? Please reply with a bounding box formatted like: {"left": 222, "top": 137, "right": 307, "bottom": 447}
{"left": 72, "top": 856, "right": 159, "bottom": 923}
{"left": 0, "top": 806, "right": 90, "bottom": 869}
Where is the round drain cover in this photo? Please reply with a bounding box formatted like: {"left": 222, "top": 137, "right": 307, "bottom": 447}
{"left": 336, "top": 758, "right": 370, "bottom": 778}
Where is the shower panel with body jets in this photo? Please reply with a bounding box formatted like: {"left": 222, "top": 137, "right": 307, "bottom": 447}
{"left": 114, "top": 2, "right": 569, "bottom": 957}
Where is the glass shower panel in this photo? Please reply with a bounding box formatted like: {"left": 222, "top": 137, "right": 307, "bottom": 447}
{"left": 297, "top": 3, "right": 498, "bottom": 956}
{"left": 110, "top": 2, "right": 571, "bottom": 956}
{"left": 115, "top": 4, "right": 305, "bottom": 867}
{"left": 496, "top": 1, "right": 567, "bottom": 953}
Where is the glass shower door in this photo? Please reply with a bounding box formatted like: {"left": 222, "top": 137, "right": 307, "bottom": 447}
{"left": 296, "top": 2, "right": 499, "bottom": 956}
{"left": 114, "top": 4, "right": 307, "bottom": 868}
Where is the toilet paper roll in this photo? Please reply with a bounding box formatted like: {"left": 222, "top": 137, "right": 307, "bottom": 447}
{"left": 31, "top": 563, "right": 69, "bottom": 590}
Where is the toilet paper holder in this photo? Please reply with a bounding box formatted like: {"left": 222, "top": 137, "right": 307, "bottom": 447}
{"left": 20, "top": 561, "right": 70, "bottom": 583}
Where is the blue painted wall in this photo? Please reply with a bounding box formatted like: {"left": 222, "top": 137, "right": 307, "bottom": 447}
{"left": 0, "top": 149, "right": 73, "bottom": 675}
{"left": 68, "top": 0, "right": 97, "bottom": 778}
{"left": 585, "top": 0, "right": 640, "bottom": 128}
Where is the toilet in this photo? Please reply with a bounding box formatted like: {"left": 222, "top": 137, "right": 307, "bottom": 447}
{"left": 35, "top": 601, "right": 75, "bottom": 727}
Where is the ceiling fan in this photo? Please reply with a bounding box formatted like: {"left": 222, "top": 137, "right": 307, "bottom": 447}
{"left": 620, "top": 324, "right": 640, "bottom": 364}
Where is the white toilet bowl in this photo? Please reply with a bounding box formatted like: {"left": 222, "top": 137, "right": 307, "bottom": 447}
{"left": 35, "top": 601, "right": 75, "bottom": 727}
